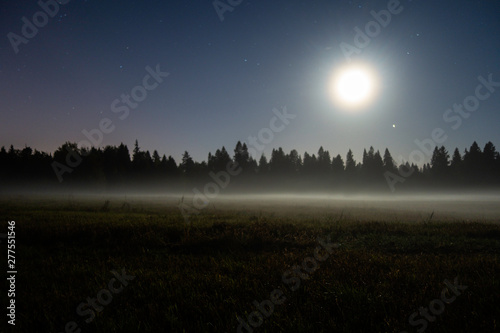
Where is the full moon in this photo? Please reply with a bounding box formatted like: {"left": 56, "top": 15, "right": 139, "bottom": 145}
{"left": 330, "top": 64, "right": 378, "bottom": 109}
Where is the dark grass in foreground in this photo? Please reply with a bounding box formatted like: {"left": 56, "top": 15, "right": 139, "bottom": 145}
{"left": 1, "top": 199, "right": 499, "bottom": 333}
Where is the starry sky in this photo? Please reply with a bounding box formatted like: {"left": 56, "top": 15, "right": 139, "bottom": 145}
{"left": 1, "top": 0, "right": 499, "bottom": 164}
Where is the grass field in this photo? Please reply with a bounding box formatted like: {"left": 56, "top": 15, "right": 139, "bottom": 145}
{"left": 1, "top": 194, "right": 499, "bottom": 332}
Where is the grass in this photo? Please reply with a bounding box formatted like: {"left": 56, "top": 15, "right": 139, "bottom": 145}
{"left": 1, "top": 196, "right": 499, "bottom": 332}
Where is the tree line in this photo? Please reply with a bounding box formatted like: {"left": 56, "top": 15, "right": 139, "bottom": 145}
{"left": 1, "top": 140, "right": 499, "bottom": 192}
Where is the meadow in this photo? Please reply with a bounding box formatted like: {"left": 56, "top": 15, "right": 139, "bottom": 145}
{"left": 1, "top": 193, "right": 499, "bottom": 333}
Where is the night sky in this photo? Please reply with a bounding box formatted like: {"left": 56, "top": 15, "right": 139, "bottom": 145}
{"left": 1, "top": 0, "right": 499, "bottom": 164}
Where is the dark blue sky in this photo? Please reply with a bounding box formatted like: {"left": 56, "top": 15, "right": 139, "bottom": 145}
{"left": 1, "top": 0, "right": 499, "bottom": 164}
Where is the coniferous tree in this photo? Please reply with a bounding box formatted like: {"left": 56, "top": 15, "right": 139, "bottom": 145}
{"left": 482, "top": 141, "right": 497, "bottom": 181}
{"left": 152, "top": 150, "right": 161, "bottom": 165}
{"left": 233, "top": 141, "right": 250, "bottom": 170}
{"left": 214, "top": 147, "right": 232, "bottom": 171}
{"left": 383, "top": 148, "right": 397, "bottom": 173}
{"left": 258, "top": 154, "right": 269, "bottom": 175}
{"left": 180, "top": 151, "right": 195, "bottom": 176}
{"left": 165, "top": 156, "right": 178, "bottom": 177}
{"left": 133, "top": 140, "right": 140, "bottom": 160}
{"left": 430, "top": 146, "right": 450, "bottom": 179}
{"left": 450, "top": 148, "right": 462, "bottom": 179}
{"left": 116, "top": 143, "right": 131, "bottom": 178}
{"left": 317, "top": 147, "right": 331, "bottom": 174}
{"left": 287, "top": 149, "right": 302, "bottom": 175}
{"left": 302, "top": 152, "right": 317, "bottom": 176}
{"left": 331, "top": 154, "right": 344, "bottom": 175}
{"left": 463, "top": 141, "right": 482, "bottom": 183}
{"left": 269, "top": 147, "right": 288, "bottom": 174}
{"left": 372, "top": 150, "right": 384, "bottom": 177}
{"left": 345, "top": 149, "right": 356, "bottom": 174}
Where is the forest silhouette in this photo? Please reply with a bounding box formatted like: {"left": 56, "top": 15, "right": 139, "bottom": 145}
{"left": 1, "top": 140, "right": 499, "bottom": 193}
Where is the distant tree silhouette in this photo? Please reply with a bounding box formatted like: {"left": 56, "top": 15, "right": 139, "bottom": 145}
{"left": 233, "top": 141, "right": 249, "bottom": 169}
{"left": 331, "top": 154, "right": 344, "bottom": 175}
{"left": 430, "top": 146, "right": 450, "bottom": 179}
{"left": 133, "top": 140, "right": 140, "bottom": 160}
{"left": 462, "top": 141, "right": 482, "bottom": 184}
{"left": 345, "top": 149, "right": 356, "bottom": 174}
{"left": 213, "top": 147, "right": 231, "bottom": 172}
{"left": 180, "top": 151, "right": 195, "bottom": 176}
{"left": 130, "top": 140, "right": 154, "bottom": 180}
{"left": 317, "top": 147, "right": 331, "bottom": 175}
{"left": 287, "top": 149, "right": 302, "bottom": 175}
{"left": 1, "top": 139, "right": 499, "bottom": 191}
{"left": 383, "top": 148, "right": 397, "bottom": 174}
{"left": 450, "top": 148, "right": 463, "bottom": 182}
{"left": 152, "top": 150, "right": 161, "bottom": 165}
{"left": 269, "top": 148, "right": 288, "bottom": 175}
{"left": 162, "top": 155, "right": 178, "bottom": 177}
{"left": 257, "top": 154, "right": 269, "bottom": 175}
{"left": 116, "top": 143, "right": 131, "bottom": 177}
{"left": 482, "top": 141, "right": 498, "bottom": 182}
{"left": 302, "top": 152, "right": 317, "bottom": 176}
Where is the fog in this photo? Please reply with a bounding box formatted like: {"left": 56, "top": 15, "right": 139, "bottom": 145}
{"left": 5, "top": 189, "right": 500, "bottom": 223}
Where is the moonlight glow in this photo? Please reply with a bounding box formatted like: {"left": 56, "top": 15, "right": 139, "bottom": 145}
{"left": 330, "top": 64, "right": 378, "bottom": 110}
